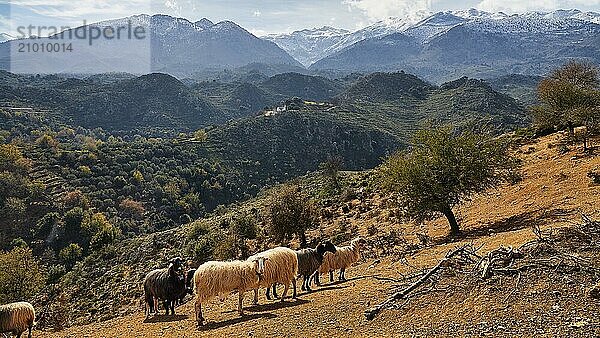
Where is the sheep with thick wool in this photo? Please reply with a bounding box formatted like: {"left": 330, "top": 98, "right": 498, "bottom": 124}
{"left": 312, "top": 237, "right": 367, "bottom": 285}
{"left": 248, "top": 247, "right": 298, "bottom": 304}
{"left": 0, "top": 301, "right": 35, "bottom": 338}
{"left": 193, "top": 256, "right": 267, "bottom": 326}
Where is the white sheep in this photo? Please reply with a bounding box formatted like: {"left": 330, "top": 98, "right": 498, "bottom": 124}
{"left": 193, "top": 256, "right": 266, "bottom": 326}
{"left": 312, "top": 237, "right": 367, "bottom": 285}
{"left": 248, "top": 247, "right": 298, "bottom": 304}
{"left": 0, "top": 302, "right": 35, "bottom": 338}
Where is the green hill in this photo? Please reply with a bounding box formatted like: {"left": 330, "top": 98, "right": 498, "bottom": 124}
{"left": 487, "top": 74, "right": 542, "bottom": 107}
{"left": 326, "top": 74, "right": 528, "bottom": 140}
{"left": 260, "top": 72, "right": 344, "bottom": 102}
{"left": 337, "top": 71, "right": 435, "bottom": 102}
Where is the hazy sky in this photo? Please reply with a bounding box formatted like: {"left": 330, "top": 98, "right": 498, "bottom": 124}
{"left": 2, "top": 0, "right": 600, "bottom": 36}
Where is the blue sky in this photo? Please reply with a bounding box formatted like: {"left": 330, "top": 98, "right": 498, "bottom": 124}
{"left": 2, "top": 0, "right": 600, "bottom": 36}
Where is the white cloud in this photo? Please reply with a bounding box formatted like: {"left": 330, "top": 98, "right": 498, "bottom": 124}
{"left": 477, "top": 0, "right": 554, "bottom": 13}
{"left": 343, "top": 0, "right": 434, "bottom": 21}
{"left": 344, "top": 0, "right": 600, "bottom": 22}
{"left": 253, "top": 10, "right": 261, "bottom": 17}
{"left": 164, "top": 0, "right": 181, "bottom": 14}
{"left": 478, "top": 0, "right": 600, "bottom": 13}
{"left": 9, "top": 0, "right": 151, "bottom": 19}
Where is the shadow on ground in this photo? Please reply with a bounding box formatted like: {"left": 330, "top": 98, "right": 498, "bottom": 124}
{"left": 198, "top": 312, "right": 277, "bottom": 331}
{"left": 436, "top": 208, "right": 575, "bottom": 244}
{"left": 244, "top": 298, "right": 310, "bottom": 313}
{"left": 143, "top": 314, "right": 188, "bottom": 323}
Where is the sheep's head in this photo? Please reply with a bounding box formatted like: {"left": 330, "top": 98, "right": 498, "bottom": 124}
{"left": 168, "top": 257, "right": 185, "bottom": 277}
{"left": 185, "top": 269, "right": 196, "bottom": 288}
{"left": 171, "top": 257, "right": 184, "bottom": 271}
{"left": 317, "top": 241, "right": 337, "bottom": 255}
{"left": 185, "top": 269, "right": 196, "bottom": 295}
{"left": 250, "top": 256, "right": 268, "bottom": 279}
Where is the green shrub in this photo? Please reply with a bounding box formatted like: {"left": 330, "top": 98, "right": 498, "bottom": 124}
{"left": 267, "top": 184, "right": 318, "bottom": 247}
{"left": 0, "top": 247, "right": 46, "bottom": 303}
{"left": 86, "top": 214, "right": 120, "bottom": 250}
{"left": 230, "top": 212, "right": 258, "bottom": 240}
{"left": 10, "top": 237, "right": 28, "bottom": 249}
{"left": 47, "top": 264, "right": 67, "bottom": 284}
{"left": 59, "top": 243, "right": 83, "bottom": 268}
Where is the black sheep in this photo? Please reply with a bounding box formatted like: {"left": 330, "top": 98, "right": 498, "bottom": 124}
{"left": 143, "top": 257, "right": 185, "bottom": 316}
{"left": 266, "top": 241, "right": 337, "bottom": 298}
{"left": 296, "top": 241, "right": 336, "bottom": 292}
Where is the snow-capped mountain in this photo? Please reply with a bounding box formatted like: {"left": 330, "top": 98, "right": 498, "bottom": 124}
{"left": 264, "top": 27, "right": 350, "bottom": 67}
{"left": 0, "top": 33, "right": 13, "bottom": 42}
{"left": 265, "top": 12, "right": 430, "bottom": 66}
{"left": 1, "top": 14, "right": 301, "bottom": 75}
{"left": 310, "top": 8, "right": 600, "bottom": 82}
{"left": 269, "top": 8, "right": 600, "bottom": 68}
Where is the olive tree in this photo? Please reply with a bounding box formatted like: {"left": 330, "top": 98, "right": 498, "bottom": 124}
{"left": 267, "top": 184, "right": 318, "bottom": 247}
{"left": 534, "top": 61, "right": 600, "bottom": 151}
{"left": 380, "top": 126, "right": 520, "bottom": 236}
{"left": 0, "top": 247, "right": 46, "bottom": 303}
{"left": 319, "top": 156, "right": 343, "bottom": 190}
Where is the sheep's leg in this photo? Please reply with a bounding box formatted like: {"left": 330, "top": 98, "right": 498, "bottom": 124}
{"left": 195, "top": 298, "right": 204, "bottom": 326}
{"left": 28, "top": 325, "right": 32, "bottom": 338}
{"left": 238, "top": 291, "right": 245, "bottom": 316}
{"left": 272, "top": 284, "right": 279, "bottom": 299}
{"left": 339, "top": 268, "right": 346, "bottom": 281}
{"left": 292, "top": 278, "right": 297, "bottom": 298}
{"left": 304, "top": 275, "right": 312, "bottom": 292}
{"left": 163, "top": 300, "right": 170, "bottom": 315}
{"left": 280, "top": 283, "right": 289, "bottom": 302}
{"left": 300, "top": 275, "right": 306, "bottom": 291}
{"left": 329, "top": 270, "right": 334, "bottom": 283}
{"left": 171, "top": 300, "right": 176, "bottom": 315}
{"left": 145, "top": 296, "right": 152, "bottom": 316}
{"left": 265, "top": 285, "right": 271, "bottom": 300}
{"left": 313, "top": 272, "right": 321, "bottom": 286}
{"left": 253, "top": 288, "right": 259, "bottom": 305}
{"left": 154, "top": 297, "right": 159, "bottom": 314}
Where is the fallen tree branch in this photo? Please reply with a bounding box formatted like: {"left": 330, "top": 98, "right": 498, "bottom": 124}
{"left": 364, "top": 213, "right": 600, "bottom": 322}
{"left": 364, "top": 246, "right": 469, "bottom": 320}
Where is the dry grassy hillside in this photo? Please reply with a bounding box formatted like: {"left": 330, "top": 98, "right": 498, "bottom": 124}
{"left": 39, "top": 133, "right": 600, "bottom": 337}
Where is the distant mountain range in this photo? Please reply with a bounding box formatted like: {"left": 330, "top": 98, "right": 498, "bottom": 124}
{"left": 0, "top": 69, "right": 529, "bottom": 136}
{"left": 269, "top": 9, "right": 600, "bottom": 66}
{"left": 0, "top": 14, "right": 301, "bottom": 76}
{"left": 1, "top": 9, "right": 599, "bottom": 80}
{"left": 0, "top": 33, "right": 13, "bottom": 43}
{"left": 264, "top": 27, "right": 351, "bottom": 67}
{"left": 268, "top": 9, "right": 600, "bottom": 81}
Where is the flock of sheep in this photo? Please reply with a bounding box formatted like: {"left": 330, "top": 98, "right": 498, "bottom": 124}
{"left": 143, "top": 237, "right": 367, "bottom": 326}
{"left": 0, "top": 237, "right": 366, "bottom": 337}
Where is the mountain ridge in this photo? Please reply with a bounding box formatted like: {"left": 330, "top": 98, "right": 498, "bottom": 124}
{"left": 0, "top": 14, "right": 302, "bottom": 76}
{"left": 269, "top": 8, "right": 600, "bottom": 78}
